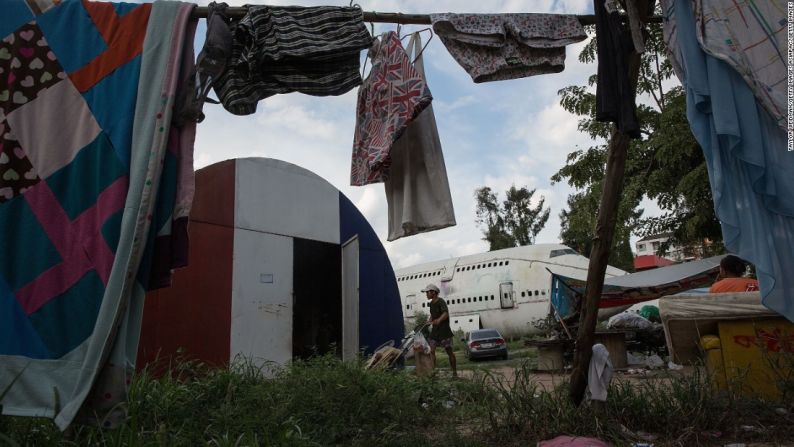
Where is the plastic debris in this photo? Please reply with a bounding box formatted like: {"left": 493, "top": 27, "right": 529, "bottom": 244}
{"left": 667, "top": 361, "right": 684, "bottom": 370}
{"left": 607, "top": 311, "right": 653, "bottom": 330}
{"left": 644, "top": 354, "right": 664, "bottom": 369}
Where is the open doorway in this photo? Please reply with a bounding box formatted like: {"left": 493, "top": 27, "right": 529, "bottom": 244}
{"left": 292, "top": 238, "right": 342, "bottom": 360}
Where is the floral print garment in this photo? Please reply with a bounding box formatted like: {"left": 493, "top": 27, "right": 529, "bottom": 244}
{"left": 430, "top": 13, "right": 586, "bottom": 83}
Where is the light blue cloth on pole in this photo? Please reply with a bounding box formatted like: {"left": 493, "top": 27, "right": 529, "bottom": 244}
{"left": 665, "top": 0, "right": 794, "bottom": 322}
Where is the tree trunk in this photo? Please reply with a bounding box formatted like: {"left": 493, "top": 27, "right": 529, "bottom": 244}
{"left": 569, "top": 0, "right": 654, "bottom": 405}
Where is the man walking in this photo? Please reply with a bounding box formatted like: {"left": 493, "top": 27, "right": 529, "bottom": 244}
{"left": 422, "top": 283, "right": 457, "bottom": 377}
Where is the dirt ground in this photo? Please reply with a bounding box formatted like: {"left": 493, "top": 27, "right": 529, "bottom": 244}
{"left": 453, "top": 364, "right": 689, "bottom": 390}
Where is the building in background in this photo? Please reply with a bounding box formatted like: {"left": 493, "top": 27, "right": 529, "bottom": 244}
{"left": 137, "top": 158, "right": 404, "bottom": 371}
{"left": 634, "top": 233, "right": 690, "bottom": 271}
{"left": 633, "top": 233, "right": 715, "bottom": 271}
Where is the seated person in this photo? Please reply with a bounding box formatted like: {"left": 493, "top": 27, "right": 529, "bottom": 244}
{"left": 709, "top": 255, "right": 759, "bottom": 293}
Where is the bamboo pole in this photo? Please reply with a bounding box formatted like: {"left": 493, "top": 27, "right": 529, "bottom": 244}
{"left": 568, "top": 0, "right": 655, "bottom": 405}
{"left": 191, "top": 7, "right": 662, "bottom": 26}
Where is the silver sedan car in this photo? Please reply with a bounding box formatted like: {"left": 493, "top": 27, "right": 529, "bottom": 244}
{"left": 461, "top": 328, "right": 508, "bottom": 360}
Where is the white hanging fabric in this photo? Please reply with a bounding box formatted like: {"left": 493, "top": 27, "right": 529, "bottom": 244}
{"left": 384, "top": 31, "right": 456, "bottom": 241}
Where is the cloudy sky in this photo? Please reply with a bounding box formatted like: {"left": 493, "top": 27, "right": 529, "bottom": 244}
{"left": 192, "top": 0, "right": 666, "bottom": 269}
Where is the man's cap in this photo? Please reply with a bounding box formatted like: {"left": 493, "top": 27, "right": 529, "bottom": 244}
{"left": 421, "top": 284, "right": 440, "bottom": 293}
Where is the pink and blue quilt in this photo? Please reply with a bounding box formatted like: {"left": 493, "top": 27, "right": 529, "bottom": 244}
{"left": 0, "top": 0, "right": 196, "bottom": 429}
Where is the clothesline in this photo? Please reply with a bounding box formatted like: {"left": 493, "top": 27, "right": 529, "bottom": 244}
{"left": 191, "top": 7, "right": 664, "bottom": 25}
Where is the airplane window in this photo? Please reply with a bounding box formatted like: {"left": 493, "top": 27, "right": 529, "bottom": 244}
{"left": 456, "top": 268, "right": 460, "bottom": 272}
{"left": 542, "top": 290, "right": 546, "bottom": 295}
{"left": 498, "top": 261, "right": 503, "bottom": 266}
{"left": 454, "top": 320, "right": 458, "bottom": 324}
{"left": 550, "top": 248, "right": 578, "bottom": 258}
{"left": 491, "top": 295, "right": 495, "bottom": 300}
{"left": 487, "top": 263, "right": 492, "bottom": 267}
{"left": 406, "top": 305, "right": 409, "bottom": 310}
{"left": 521, "top": 291, "right": 525, "bottom": 297}
{"left": 468, "top": 297, "right": 472, "bottom": 303}
{"left": 505, "top": 261, "right": 510, "bottom": 266}
{"left": 479, "top": 296, "right": 483, "bottom": 301}
{"left": 468, "top": 319, "right": 473, "bottom": 323}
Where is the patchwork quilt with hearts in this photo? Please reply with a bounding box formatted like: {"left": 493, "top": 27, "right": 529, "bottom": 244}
{"left": 0, "top": 0, "right": 196, "bottom": 429}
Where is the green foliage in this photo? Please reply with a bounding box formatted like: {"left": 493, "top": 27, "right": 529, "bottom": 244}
{"left": 474, "top": 185, "right": 550, "bottom": 251}
{"left": 559, "top": 191, "right": 639, "bottom": 272}
{"left": 553, "top": 21, "right": 724, "bottom": 259}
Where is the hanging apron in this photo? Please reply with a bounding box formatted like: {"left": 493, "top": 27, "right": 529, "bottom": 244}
{"left": 384, "top": 32, "right": 456, "bottom": 241}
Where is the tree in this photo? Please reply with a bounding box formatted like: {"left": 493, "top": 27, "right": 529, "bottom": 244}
{"left": 475, "top": 185, "right": 550, "bottom": 251}
{"left": 552, "top": 21, "right": 723, "bottom": 261}
{"left": 559, "top": 192, "right": 639, "bottom": 272}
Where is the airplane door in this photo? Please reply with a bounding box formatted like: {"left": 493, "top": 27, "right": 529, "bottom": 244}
{"left": 499, "top": 282, "right": 514, "bottom": 309}
{"left": 341, "top": 236, "right": 359, "bottom": 361}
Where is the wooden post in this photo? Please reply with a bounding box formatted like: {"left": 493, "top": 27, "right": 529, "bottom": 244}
{"left": 569, "top": 0, "right": 653, "bottom": 405}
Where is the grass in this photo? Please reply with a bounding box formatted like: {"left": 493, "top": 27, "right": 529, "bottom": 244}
{"left": 1, "top": 355, "right": 793, "bottom": 446}
{"left": 410, "top": 338, "right": 537, "bottom": 371}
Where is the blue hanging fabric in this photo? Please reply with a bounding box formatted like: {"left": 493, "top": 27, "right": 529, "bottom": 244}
{"left": 662, "top": 0, "right": 794, "bottom": 322}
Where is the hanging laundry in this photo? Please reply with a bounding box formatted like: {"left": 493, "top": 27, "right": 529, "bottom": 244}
{"left": 594, "top": 0, "right": 641, "bottom": 138}
{"left": 588, "top": 344, "right": 613, "bottom": 401}
{"left": 692, "top": 0, "right": 788, "bottom": 131}
{"left": 661, "top": 0, "right": 794, "bottom": 322}
{"left": 0, "top": 0, "right": 197, "bottom": 429}
{"left": 213, "top": 5, "right": 372, "bottom": 115}
{"left": 174, "top": 1, "right": 231, "bottom": 126}
{"left": 351, "top": 31, "right": 432, "bottom": 186}
{"left": 385, "top": 32, "right": 456, "bottom": 241}
{"left": 430, "top": 13, "right": 586, "bottom": 83}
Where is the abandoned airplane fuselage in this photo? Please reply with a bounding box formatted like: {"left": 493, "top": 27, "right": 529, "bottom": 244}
{"left": 395, "top": 244, "right": 627, "bottom": 338}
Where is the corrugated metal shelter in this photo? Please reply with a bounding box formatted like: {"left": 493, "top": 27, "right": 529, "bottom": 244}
{"left": 551, "top": 256, "right": 725, "bottom": 319}
{"left": 137, "top": 158, "right": 404, "bottom": 369}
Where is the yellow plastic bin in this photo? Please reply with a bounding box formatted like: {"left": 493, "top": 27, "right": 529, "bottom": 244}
{"left": 700, "top": 334, "right": 727, "bottom": 391}
{"left": 717, "top": 318, "right": 794, "bottom": 400}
